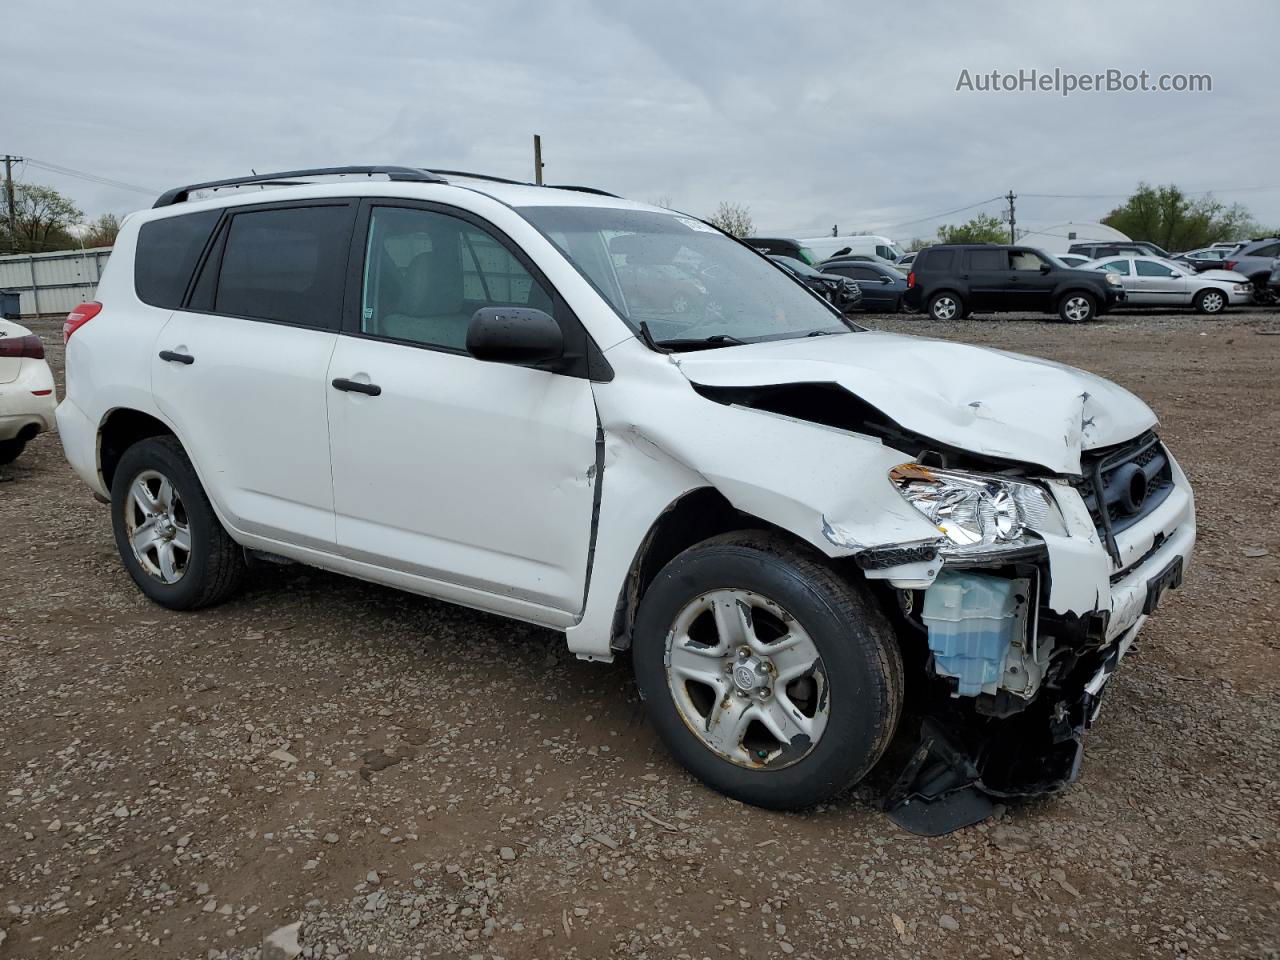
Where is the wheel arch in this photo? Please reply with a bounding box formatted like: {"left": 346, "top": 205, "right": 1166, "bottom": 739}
{"left": 99, "top": 407, "right": 178, "bottom": 491}
{"left": 604, "top": 488, "right": 825, "bottom": 654}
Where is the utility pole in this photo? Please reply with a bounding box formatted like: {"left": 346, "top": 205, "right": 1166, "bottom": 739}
{"left": 832, "top": 224, "right": 838, "bottom": 237}
{"left": 1005, "top": 189, "right": 1017, "bottom": 243}
{"left": 533, "top": 135, "right": 544, "bottom": 186}
{"left": 3, "top": 155, "right": 21, "bottom": 253}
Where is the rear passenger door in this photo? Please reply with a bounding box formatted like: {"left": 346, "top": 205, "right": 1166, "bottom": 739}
{"left": 964, "top": 249, "right": 1012, "bottom": 310}
{"left": 152, "top": 200, "right": 356, "bottom": 549}
{"left": 324, "top": 200, "right": 600, "bottom": 617}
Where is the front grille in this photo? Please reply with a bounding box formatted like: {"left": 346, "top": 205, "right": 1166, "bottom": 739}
{"left": 1075, "top": 431, "right": 1174, "bottom": 564}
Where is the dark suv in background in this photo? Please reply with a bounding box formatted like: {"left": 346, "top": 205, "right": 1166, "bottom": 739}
{"left": 1068, "top": 240, "right": 1170, "bottom": 260}
{"left": 1224, "top": 237, "right": 1280, "bottom": 303}
{"left": 905, "top": 244, "right": 1125, "bottom": 322}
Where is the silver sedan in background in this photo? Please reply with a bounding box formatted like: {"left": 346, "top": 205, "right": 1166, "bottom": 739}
{"left": 1087, "top": 255, "right": 1253, "bottom": 314}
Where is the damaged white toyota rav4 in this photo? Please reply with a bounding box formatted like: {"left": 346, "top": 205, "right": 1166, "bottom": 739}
{"left": 58, "top": 167, "right": 1195, "bottom": 833}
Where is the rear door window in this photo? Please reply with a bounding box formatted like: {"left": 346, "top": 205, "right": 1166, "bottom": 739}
{"left": 967, "top": 250, "right": 1007, "bottom": 271}
{"left": 135, "top": 210, "right": 220, "bottom": 309}
{"left": 1100, "top": 259, "right": 1131, "bottom": 275}
{"left": 212, "top": 204, "right": 354, "bottom": 329}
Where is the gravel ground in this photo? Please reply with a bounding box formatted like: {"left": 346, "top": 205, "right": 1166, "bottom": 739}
{"left": 2, "top": 309, "right": 1278, "bottom": 960}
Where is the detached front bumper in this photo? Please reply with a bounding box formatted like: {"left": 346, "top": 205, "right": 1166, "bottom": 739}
{"left": 877, "top": 442, "right": 1195, "bottom": 835}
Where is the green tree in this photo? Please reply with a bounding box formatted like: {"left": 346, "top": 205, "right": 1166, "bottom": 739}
{"left": 706, "top": 201, "right": 754, "bottom": 238}
{"left": 936, "top": 212, "right": 1008, "bottom": 244}
{"left": 3, "top": 184, "right": 84, "bottom": 253}
{"left": 82, "top": 212, "right": 122, "bottom": 248}
{"left": 1102, "top": 183, "right": 1259, "bottom": 251}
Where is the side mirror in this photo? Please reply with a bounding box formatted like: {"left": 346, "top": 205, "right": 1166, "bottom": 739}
{"left": 1040, "top": 264, "right": 1052, "bottom": 274}
{"left": 466, "top": 307, "right": 564, "bottom": 367}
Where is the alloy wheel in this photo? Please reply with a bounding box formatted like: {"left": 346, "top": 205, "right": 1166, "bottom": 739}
{"left": 664, "top": 589, "right": 829, "bottom": 769}
{"left": 1064, "top": 296, "right": 1091, "bottom": 322}
{"left": 123, "top": 469, "right": 191, "bottom": 584}
{"left": 932, "top": 296, "right": 957, "bottom": 320}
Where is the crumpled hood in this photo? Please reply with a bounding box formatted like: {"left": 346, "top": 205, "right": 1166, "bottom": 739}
{"left": 1196, "top": 268, "right": 1249, "bottom": 282}
{"left": 672, "top": 331, "right": 1157, "bottom": 475}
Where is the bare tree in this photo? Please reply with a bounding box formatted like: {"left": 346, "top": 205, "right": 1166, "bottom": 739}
{"left": 5, "top": 183, "right": 84, "bottom": 253}
{"left": 706, "top": 201, "right": 754, "bottom": 238}
{"left": 82, "top": 212, "right": 122, "bottom": 248}
{"left": 648, "top": 195, "right": 675, "bottom": 210}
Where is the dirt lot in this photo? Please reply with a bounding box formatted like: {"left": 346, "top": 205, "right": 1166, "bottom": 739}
{"left": 2, "top": 310, "right": 1278, "bottom": 960}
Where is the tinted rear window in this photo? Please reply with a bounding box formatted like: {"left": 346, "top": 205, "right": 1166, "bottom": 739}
{"left": 968, "top": 249, "right": 1007, "bottom": 270}
{"left": 134, "top": 211, "right": 220, "bottom": 309}
{"left": 214, "top": 205, "right": 352, "bottom": 328}
{"left": 916, "top": 249, "right": 953, "bottom": 271}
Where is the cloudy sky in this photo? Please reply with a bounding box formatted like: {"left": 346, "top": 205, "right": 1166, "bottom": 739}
{"left": 7, "top": 0, "right": 1277, "bottom": 242}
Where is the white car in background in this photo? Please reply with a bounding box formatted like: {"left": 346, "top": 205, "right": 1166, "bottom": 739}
{"left": 1088, "top": 255, "right": 1253, "bottom": 314}
{"left": 0, "top": 318, "right": 57, "bottom": 464}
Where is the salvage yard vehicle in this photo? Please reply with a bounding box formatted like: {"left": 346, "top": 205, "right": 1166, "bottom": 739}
{"left": 1224, "top": 237, "right": 1280, "bottom": 304}
{"left": 816, "top": 258, "right": 909, "bottom": 312}
{"left": 57, "top": 166, "right": 1196, "bottom": 833}
{"left": 0, "top": 317, "right": 57, "bottom": 465}
{"left": 768, "top": 255, "right": 863, "bottom": 314}
{"left": 1090, "top": 255, "right": 1253, "bottom": 314}
{"left": 905, "top": 243, "right": 1125, "bottom": 323}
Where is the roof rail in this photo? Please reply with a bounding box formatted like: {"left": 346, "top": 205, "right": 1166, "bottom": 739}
{"left": 545, "top": 184, "right": 620, "bottom": 198}
{"left": 433, "top": 169, "right": 620, "bottom": 198}
{"left": 427, "top": 169, "right": 526, "bottom": 185}
{"left": 152, "top": 165, "right": 445, "bottom": 208}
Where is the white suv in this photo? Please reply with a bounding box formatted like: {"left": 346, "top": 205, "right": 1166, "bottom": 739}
{"left": 57, "top": 166, "right": 1196, "bottom": 832}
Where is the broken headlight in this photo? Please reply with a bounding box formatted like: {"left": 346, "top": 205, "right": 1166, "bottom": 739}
{"left": 890, "top": 464, "right": 1064, "bottom": 555}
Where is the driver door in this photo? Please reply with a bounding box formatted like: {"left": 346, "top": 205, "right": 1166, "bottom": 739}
{"left": 325, "top": 200, "right": 600, "bottom": 615}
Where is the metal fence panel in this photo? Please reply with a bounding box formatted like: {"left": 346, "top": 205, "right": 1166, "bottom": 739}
{"left": 0, "top": 246, "right": 112, "bottom": 317}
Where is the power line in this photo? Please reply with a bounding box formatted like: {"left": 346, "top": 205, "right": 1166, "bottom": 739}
{"left": 22, "top": 158, "right": 156, "bottom": 195}
{"left": 872, "top": 195, "right": 1006, "bottom": 234}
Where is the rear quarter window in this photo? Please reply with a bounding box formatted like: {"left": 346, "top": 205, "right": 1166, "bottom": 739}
{"left": 134, "top": 211, "right": 221, "bottom": 309}
{"left": 916, "top": 249, "right": 954, "bottom": 271}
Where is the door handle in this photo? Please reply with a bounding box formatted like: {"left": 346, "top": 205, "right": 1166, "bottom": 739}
{"left": 158, "top": 350, "right": 194, "bottom": 365}
{"left": 331, "top": 377, "right": 382, "bottom": 397}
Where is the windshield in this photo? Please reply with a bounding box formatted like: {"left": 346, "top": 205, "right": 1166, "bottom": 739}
{"left": 517, "top": 206, "right": 849, "bottom": 346}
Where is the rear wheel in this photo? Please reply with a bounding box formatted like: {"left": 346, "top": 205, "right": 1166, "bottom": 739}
{"left": 1058, "top": 291, "right": 1096, "bottom": 323}
{"left": 110, "top": 436, "right": 244, "bottom": 610}
{"left": 1193, "top": 288, "right": 1227, "bottom": 315}
{"left": 928, "top": 292, "right": 962, "bottom": 321}
{"left": 632, "top": 532, "right": 903, "bottom": 810}
{"left": 0, "top": 438, "right": 26, "bottom": 465}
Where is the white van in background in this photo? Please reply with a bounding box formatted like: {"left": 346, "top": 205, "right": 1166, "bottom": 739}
{"left": 800, "top": 234, "right": 906, "bottom": 264}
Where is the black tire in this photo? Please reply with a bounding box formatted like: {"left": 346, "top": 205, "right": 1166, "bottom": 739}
{"left": 1193, "top": 288, "right": 1227, "bottom": 315}
{"left": 632, "top": 531, "right": 903, "bottom": 810}
{"left": 927, "top": 291, "right": 963, "bottom": 321}
{"left": 110, "top": 435, "right": 244, "bottom": 610}
{"left": 1058, "top": 290, "right": 1096, "bottom": 323}
{"left": 0, "top": 438, "right": 26, "bottom": 466}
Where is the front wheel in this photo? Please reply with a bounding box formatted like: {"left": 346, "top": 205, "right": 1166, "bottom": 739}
{"left": 110, "top": 436, "right": 245, "bottom": 610}
{"left": 1193, "top": 288, "right": 1227, "bottom": 314}
{"left": 1059, "top": 291, "right": 1096, "bottom": 323}
{"left": 632, "top": 532, "right": 903, "bottom": 810}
